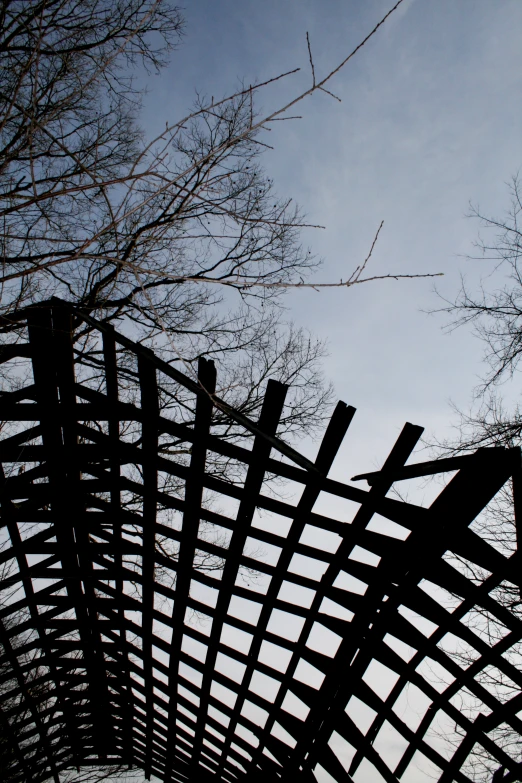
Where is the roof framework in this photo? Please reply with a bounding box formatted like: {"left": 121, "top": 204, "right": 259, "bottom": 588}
{"left": 0, "top": 301, "right": 521, "bottom": 783}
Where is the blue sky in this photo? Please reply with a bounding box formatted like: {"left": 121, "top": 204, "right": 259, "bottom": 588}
{"left": 137, "top": 0, "right": 522, "bottom": 478}
{"left": 109, "top": 2, "right": 522, "bottom": 781}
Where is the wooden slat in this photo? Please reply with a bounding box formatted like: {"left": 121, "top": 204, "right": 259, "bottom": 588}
{"left": 0, "top": 300, "right": 520, "bottom": 783}
{"left": 138, "top": 349, "right": 160, "bottom": 779}
{"left": 163, "top": 357, "right": 216, "bottom": 783}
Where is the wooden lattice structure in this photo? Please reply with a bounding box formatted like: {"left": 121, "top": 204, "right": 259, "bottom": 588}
{"left": 1, "top": 300, "right": 522, "bottom": 783}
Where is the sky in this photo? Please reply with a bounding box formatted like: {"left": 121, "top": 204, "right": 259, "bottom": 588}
{"left": 102, "top": 1, "right": 522, "bottom": 781}
{"left": 138, "top": 0, "right": 522, "bottom": 477}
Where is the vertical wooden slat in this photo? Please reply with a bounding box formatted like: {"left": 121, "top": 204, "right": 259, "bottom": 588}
{"left": 103, "top": 327, "right": 135, "bottom": 766}
{"left": 163, "top": 357, "right": 216, "bottom": 783}
{"left": 138, "top": 350, "right": 160, "bottom": 780}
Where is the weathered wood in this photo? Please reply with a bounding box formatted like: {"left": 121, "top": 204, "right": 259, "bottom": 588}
{"left": 0, "top": 299, "right": 519, "bottom": 783}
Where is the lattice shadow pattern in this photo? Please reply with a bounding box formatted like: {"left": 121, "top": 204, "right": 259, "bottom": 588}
{"left": 0, "top": 301, "right": 522, "bottom": 783}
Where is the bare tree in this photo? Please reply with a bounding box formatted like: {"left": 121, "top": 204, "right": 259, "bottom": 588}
{"left": 0, "top": 0, "right": 440, "bottom": 437}
{"left": 441, "top": 175, "right": 522, "bottom": 388}
{"left": 432, "top": 175, "right": 522, "bottom": 781}
{"left": 435, "top": 173, "right": 522, "bottom": 453}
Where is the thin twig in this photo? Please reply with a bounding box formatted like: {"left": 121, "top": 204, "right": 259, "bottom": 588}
{"left": 122, "top": 217, "right": 443, "bottom": 291}
{"left": 319, "top": 86, "right": 341, "bottom": 102}
{"left": 306, "top": 32, "right": 316, "bottom": 87}
{"left": 123, "top": 266, "right": 443, "bottom": 290}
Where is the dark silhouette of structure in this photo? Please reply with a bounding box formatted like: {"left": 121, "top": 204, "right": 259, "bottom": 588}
{"left": 0, "top": 301, "right": 521, "bottom": 782}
